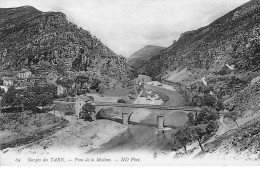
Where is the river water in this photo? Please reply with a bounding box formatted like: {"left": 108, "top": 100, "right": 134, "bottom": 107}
{"left": 90, "top": 82, "right": 188, "bottom": 154}
{"left": 90, "top": 109, "right": 188, "bottom": 154}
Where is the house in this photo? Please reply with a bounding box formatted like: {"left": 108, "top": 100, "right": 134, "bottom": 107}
{"left": 57, "top": 85, "right": 67, "bottom": 95}
{"left": 16, "top": 78, "right": 31, "bottom": 87}
{"left": 74, "top": 97, "right": 94, "bottom": 117}
{"left": 2, "top": 75, "right": 14, "bottom": 86}
{"left": 17, "top": 69, "right": 32, "bottom": 79}
{"left": 28, "top": 75, "right": 47, "bottom": 86}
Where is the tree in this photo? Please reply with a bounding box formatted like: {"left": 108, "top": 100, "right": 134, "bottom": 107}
{"left": 75, "top": 75, "right": 90, "bottom": 89}
{"left": 203, "top": 94, "right": 217, "bottom": 108}
{"left": 56, "top": 78, "right": 74, "bottom": 89}
{"left": 195, "top": 106, "right": 219, "bottom": 125}
{"left": 38, "top": 60, "right": 52, "bottom": 70}
{"left": 97, "top": 83, "right": 105, "bottom": 96}
{"left": 1, "top": 86, "right": 23, "bottom": 109}
{"left": 224, "top": 111, "right": 239, "bottom": 128}
{"left": 23, "top": 91, "right": 39, "bottom": 118}
{"left": 56, "top": 61, "right": 67, "bottom": 74}
{"left": 206, "top": 120, "right": 219, "bottom": 134}
{"left": 185, "top": 106, "right": 219, "bottom": 154}
{"left": 215, "top": 99, "right": 225, "bottom": 111}
{"left": 175, "top": 127, "right": 192, "bottom": 154}
{"left": 0, "top": 88, "right": 5, "bottom": 95}
{"left": 187, "top": 112, "right": 195, "bottom": 126}
{"left": 91, "top": 78, "right": 101, "bottom": 90}
{"left": 80, "top": 103, "right": 96, "bottom": 121}
{"left": 37, "top": 93, "right": 53, "bottom": 108}
{"left": 190, "top": 125, "right": 207, "bottom": 153}
{"left": 204, "top": 85, "right": 214, "bottom": 94}
{"left": 117, "top": 99, "right": 127, "bottom": 103}
{"left": 68, "top": 88, "right": 76, "bottom": 97}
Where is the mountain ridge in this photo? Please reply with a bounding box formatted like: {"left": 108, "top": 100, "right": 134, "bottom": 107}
{"left": 127, "top": 45, "right": 164, "bottom": 71}
{"left": 0, "top": 6, "right": 130, "bottom": 80}
{"left": 140, "top": 0, "right": 260, "bottom": 80}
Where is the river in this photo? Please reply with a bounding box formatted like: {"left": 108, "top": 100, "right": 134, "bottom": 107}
{"left": 90, "top": 82, "right": 188, "bottom": 154}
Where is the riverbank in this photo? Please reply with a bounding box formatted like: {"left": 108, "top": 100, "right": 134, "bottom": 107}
{"left": 1, "top": 79, "right": 188, "bottom": 161}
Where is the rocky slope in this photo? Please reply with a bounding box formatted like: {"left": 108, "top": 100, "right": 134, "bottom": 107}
{"left": 135, "top": 0, "right": 260, "bottom": 160}
{"left": 201, "top": 116, "right": 260, "bottom": 161}
{"left": 0, "top": 6, "right": 130, "bottom": 80}
{"left": 141, "top": 0, "right": 260, "bottom": 80}
{"left": 139, "top": 0, "right": 260, "bottom": 123}
{"left": 127, "top": 45, "right": 164, "bottom": 71}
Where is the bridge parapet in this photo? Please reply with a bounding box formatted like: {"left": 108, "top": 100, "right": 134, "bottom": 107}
{"left": 93, "top": 102, "right": 200, "bottom": 132}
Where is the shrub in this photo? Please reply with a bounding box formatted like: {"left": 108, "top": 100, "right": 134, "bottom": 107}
{"left": 79, "top": 103, "right": 96, "bottom": 121}
{"left": 117, "top": 99, "right": 127, "bottom": 103}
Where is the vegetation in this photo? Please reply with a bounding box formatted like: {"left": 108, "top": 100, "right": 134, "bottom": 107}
{"left": 224, "top": 111, "right": 239, "bottom": 128}
{"left": 174, "top": 106, "right": 219, "bottom": 154}
{"left": 56, "top": 78, "right": 74, "bottom": 89}
{"left": 0, "top": 88, "right": 5, "bottom": 95}
{"left": 1, "top": 84, "right": 56, "bottom": 116}
{"left": 79, "top": 103, "right": 96, "bottom": 121}
{"left": 174, "top": 126, "right": 192, "bottom": 154}
{"left": 117, "top": 99, "right": 127, "bottom": 103}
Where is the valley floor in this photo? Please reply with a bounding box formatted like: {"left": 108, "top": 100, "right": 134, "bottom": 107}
{"left": 1, "top": 80, "right": 189, "bottom": 164}
{"left": 2, "top": 79, "right": 259, "bottom": 165}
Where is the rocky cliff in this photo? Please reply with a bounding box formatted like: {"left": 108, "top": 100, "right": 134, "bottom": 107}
{"left": 0, "top": 6, "right": 130, "bottom": 80}
{"left": 141, "top": 0, "right": 260, "bottom": 80}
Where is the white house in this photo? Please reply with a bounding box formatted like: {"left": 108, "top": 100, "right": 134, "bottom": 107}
{"left": 201, "top": 77, "right": 207, "bottom": 86}
{"left": 17, "top": 69, "right": 32, "bottom": 79}
{"left": 74, "top": 97, "right": 93, "bottom": 117}
{"left": 57, "top": 85, "right": 67, "bottom": 96}
{"left": 2, "top": 76, "right": 14, "bottom": 86}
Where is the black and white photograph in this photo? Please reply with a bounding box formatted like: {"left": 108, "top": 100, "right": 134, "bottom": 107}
{"left": 0, "top": 0, "right": 260, "bottom": 166}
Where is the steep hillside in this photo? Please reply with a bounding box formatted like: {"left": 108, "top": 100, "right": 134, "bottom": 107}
{"left": 127, "top": 45, "right": 164, "bottom": 70}
{"left": 0, "top": 6, "right": 130, "bottom": 80}
{"left": 142, "top": 0, "right": 260, "bottom": 80}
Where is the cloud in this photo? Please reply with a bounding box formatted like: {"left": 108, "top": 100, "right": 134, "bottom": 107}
{"left": 0, "top": 0, "right": 249, "bottom": 57}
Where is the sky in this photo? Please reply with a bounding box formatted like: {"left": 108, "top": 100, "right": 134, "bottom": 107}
{"left": 0, "top": 0, "right": 249, "bottom": 57}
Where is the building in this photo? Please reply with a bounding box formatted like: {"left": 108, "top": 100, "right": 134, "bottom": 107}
{"left": 17, "top": 69, "right": 32, "bottom": 79}
{"left": 16, "top": 78, "right": 31, "bottom": 87}
{"left": 28, "top": 75, "right": 47, "bottom": 86}
{"left": 57, "top": 85, "right": 67, "bottom": 96}
{"left": 2, "top": 75, "right": 14, "bottom": 86}
{"left": 74, "top": 97, "right": 93, "bottom": 117}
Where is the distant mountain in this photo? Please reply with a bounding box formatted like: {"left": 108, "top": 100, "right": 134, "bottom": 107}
{"left": 140, "top": 0, "right": 260, "bottom": 79}
{"left": 127, "top": 45, "right": 164, "bottom": 71}
{"left": 0, "top": 6, "right": 131, "bottom": 80}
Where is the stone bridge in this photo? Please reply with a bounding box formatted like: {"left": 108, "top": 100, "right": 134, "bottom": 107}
{"left": 94, "top": 102, "right": 198, "bottom": 131}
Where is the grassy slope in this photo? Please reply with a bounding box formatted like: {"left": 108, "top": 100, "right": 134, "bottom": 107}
{"left": 0, "top": 112, "right": 68, "bottom": 150}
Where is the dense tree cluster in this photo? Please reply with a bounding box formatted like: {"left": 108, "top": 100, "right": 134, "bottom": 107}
{"left": 79, "top": 103, "right": 96, "bottom": 121}
{"left": 174, "top": 106, "right": 219, "bottom": 154}
{"left": 1, "top": 84, "right": 56, "bottom": 116}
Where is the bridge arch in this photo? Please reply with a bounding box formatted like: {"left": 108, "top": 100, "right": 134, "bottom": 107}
{"left": 94, "top": 102, "right": 198, "bottom": 128}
